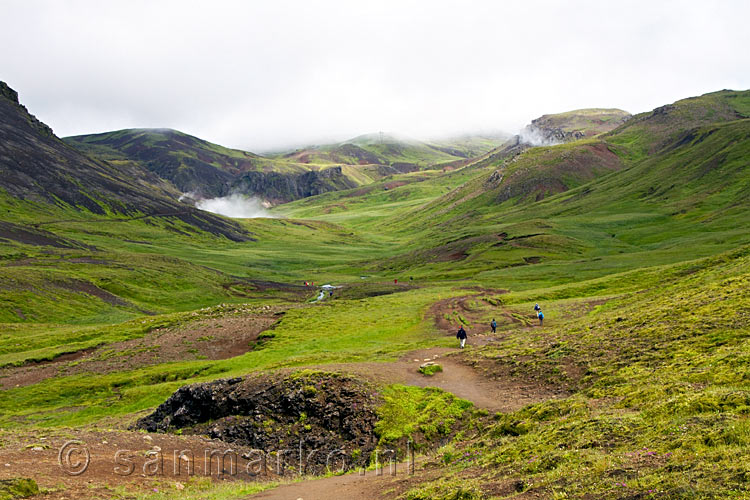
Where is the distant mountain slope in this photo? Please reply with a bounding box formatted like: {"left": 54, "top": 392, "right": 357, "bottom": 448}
{"left": 602, "top": 89, "right": 750, "bottom": 155}
{"left": 521, "top": 108, "right": 631, "bottom": 144}
{"left": 277, "top": 132, "right": 507, "bottom": 171}
{"left": 0, "top": 82, "right": 248, "bottom": 241}
{"left": 66, "top": 129, "right": 457, "bottom": 203}
{"left": 68, "top": 129, "right": 508, "bottom": 204}
{"left": 454, "top": 108, "right": 632, "bottom": 184}
{"left": 65, "top": 128, "right": 311, "bottom": 198}
{"left": 388, "top": 90, "right": 750, "bottom": 258}
{"left": 427, "top": 133, "right": 511, "bottom": 159}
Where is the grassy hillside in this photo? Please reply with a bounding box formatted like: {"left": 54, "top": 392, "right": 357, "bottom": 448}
{"left": 334, "top": 90, "right": 750, "bottom": 282}
{"left": 404, "top": 246, "right": 750, "bottom": 498}
{"left": 1, "top": 85, "right": 749, "bottom": 499}
{"left": 65, "top": 129, "right": 502, "bottom": 203}
{"left": 277, "top": 132, "right": 505, "bottom": 171}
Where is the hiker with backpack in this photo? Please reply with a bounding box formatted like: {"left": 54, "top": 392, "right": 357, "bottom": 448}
{"left": 456, "top": 325, "right": 467, "bottom": 348}
{"left": 490, "top": 318, "right": 497, "bottom": 333}
{"left": 537, "top": 309, "right": 544, "bottom": 326}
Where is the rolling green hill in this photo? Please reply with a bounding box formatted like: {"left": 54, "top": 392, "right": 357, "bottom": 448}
{"left": 278, "top": 90, "right": 750, "bottom": 288}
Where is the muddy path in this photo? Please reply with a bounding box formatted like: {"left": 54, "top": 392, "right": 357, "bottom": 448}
{"left": 307, "top": 346, "right": 564, "bottom": 414}
{"left": 247, "top": 465, "right": 425, "bottom": 500}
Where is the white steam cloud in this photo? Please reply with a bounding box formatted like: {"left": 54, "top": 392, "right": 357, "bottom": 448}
{"left": 178, "top": 191, "right": 197, "bottom": 202}
{"left": 195, "top": 194, "right": 274, "bottom": 219}
{"left": 518, "top": 126, "right": 562, "bottom": 147}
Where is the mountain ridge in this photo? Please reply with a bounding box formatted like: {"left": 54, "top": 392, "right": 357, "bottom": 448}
{"left": 0, "top": 82, "right": 249, "bottom": 241}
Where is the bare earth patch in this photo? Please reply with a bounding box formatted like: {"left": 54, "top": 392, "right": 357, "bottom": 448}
{"left": 0, "top": 307, "right": 284, "bottom": 389}
{"left": 0, "top": 429, "right": 279, "bottom": 499}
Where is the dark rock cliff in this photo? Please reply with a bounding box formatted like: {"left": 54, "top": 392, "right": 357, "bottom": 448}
{"left": 231, "top": 166, "right": 359, "bottom": 204}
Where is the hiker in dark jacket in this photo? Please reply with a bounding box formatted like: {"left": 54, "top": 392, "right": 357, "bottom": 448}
{"left": 490, "top": 318, "right": 497, "bottom": 333}
{"left": 534, "top": 303, "right": 541, "bottom": 312}
{"left": 456, "top": 326, "right": 467, "bottom": 348}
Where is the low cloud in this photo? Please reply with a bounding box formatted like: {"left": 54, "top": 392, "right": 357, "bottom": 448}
{"left": 3, "top": 2, "right": 748, "bottom": 151}
{"left": 195, "top": 194, "right": 273, "bottom": 219}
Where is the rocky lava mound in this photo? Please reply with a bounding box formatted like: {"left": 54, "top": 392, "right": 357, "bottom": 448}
{"left": 134, "top": 371, "right": 379, "bottom": 474}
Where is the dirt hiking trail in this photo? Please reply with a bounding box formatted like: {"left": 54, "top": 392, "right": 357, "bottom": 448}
{"left": 247, "top": 293, "right": 561, "bottom": 499}
{"left": 308, "top": 346, "right": 563, "bottom": 414}
{"left": 249, "top": 467, "right": 421, "bottom": 500}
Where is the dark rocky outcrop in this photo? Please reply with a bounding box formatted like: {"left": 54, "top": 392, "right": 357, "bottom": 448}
{"left": 66, "top": 129, "right": 366, "bottom": 203}
{"left": 134, "top": 371, "right": 380, "bottom": 474}
{"left": 231, "top": 166, "right": 359, "bottom": 204}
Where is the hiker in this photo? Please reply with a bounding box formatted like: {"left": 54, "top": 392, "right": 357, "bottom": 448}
{"left": 534, "top": 303, "right": 541, "bottom": 312}
{"left": 394, "top": 278, "right": 398, "bottom": 284}
{"left": 537, "top": 310, "right": 544, "bottom": 326}
{"left": 490, "top": 318, "right": 497, "bottom": 333}
{"left": 456, "top": 325, "right": 467, "bottom": 348}
{"left": 329, "top": 290, "right": 333, "bottom": 297}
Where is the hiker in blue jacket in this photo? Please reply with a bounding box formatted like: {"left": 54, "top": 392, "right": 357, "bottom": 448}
{"left": 456, "top": 326, "right": 467, "bottom": 348}
{"left": 490, "top": 318, "right": 497, "bottom": 333}
{"left": 534, "top": 303, "right": 541, "bottom": 312}
{"left": 537, "top": 310, "right": 544, "bottom": 326}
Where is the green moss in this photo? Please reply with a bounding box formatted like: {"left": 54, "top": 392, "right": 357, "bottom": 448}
{"left": 375, "top": 385, "right": 473, "bottom": 446}
{"left": 418, "top": 363, "right": 443, "bottom": 376}
{"left": 404, "top": 480, "right": 484, "bottom": 500}
{"left": 0, "top": 478, "right": 39, "bottom": 500}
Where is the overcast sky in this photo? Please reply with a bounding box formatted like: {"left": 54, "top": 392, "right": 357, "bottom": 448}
{"left": 2, "top": 0, "right": 749, "bottom": 152}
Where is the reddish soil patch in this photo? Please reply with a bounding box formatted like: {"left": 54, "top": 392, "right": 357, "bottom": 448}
{"left": 383, "top": 181, "right": 407, "bottom": 190}
{"left": 28, "top": 348, "right": 97, "bottom": 367}
{"left": 0, "top": 308, "right": 283, "bottom": 389}
{"left": 67, "top": 258, "right": 113, "bottom": 265}
{"left": 0, "top": 429, "right": 279, "bottom": 500}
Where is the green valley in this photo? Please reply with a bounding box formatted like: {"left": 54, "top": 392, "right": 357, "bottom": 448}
{"left": 1, "top": 79, "right": 749, "bottom": 500}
